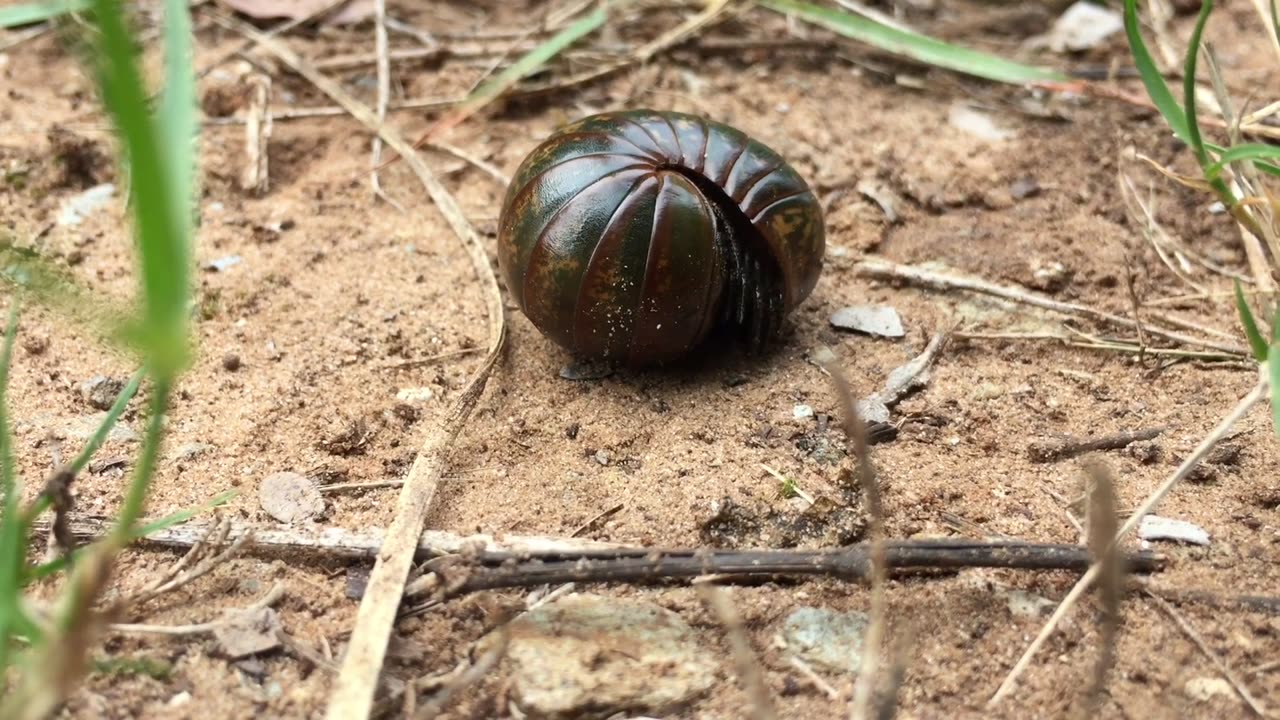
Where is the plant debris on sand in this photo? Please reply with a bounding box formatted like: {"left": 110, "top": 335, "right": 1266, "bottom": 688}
{"left": 1, "top": 0, "right": 1279, "bottom": 718}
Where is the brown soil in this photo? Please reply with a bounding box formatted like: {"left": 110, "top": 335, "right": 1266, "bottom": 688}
{"left": 2, "top": 1, "right": 1279, "bottom": 718}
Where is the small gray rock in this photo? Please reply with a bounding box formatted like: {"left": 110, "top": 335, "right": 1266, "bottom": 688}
{"left": 829, "top": 305, "right": 905, "bottom": 338}
{"left": 213, "top": 607, "right": 282, "bottom": 659}
{"left": 506, "top": 594, "right": 718, "bottom": 718}
{"left": 203, "top": 255, "right": 243, "bottom": 272}
{"left": 64, "top": 413, "right": 138, "bottom": 443}
{"left": 258, "top": 472, "right": 323, "bottom": 524}
{"left": 171, "top": 442, "right": 214, "bottom": 461}
{"left": 1010, "top": 177, "right": 1041, "bottom": 200}
{"left": 1004, "top": 589, "right": 1056, "bottom": 619}
{"left": 1184, "top": 676, "right": 1236, "bottom": 702}
{"left": 57, "top": 183, "right": 115, "bottom": 226}
{"left": 781, "top": 607, "right": 869, "bottom": 673}
{"left": 559, "top": 360, "right": 614, "bottom": 381}
{"left": 79, "top": 376, "right": 126, "bottom": 411}
{"left": 1138, "top": 515, "right": 1210, "bottom": 546}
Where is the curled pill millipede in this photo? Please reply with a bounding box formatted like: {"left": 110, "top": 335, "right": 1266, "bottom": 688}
{"left": 497, "top": 109, "right": 825, "bottom": 365}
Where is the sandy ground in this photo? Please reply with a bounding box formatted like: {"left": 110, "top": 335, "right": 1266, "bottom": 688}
{"left": 2, "top": 0, "right": 1279, "bottom": 718}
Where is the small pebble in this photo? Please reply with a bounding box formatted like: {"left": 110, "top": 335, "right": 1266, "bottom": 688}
{"left": 79, "top": 376, "right": 126, "bottom": 411}
{"left": 781, "top": 607, "right": 869, "bottom": 673}
{"left": 1010, "top": 177, "right": 1041, "bottom": 200}
{"left": 1138, "top": 515, "right": 1210, "bottom": 546}
{"left": 560, "top": 359, "right": 613, "bottom": 381}
{"left": 204, "top": 255, "right": 243, "bottom": 272}
{"left": 1184, "top": 676, "right": 1235, "bottom": 702}
{"left": 258, "top": 471, "right": 323, "bottom": 523}
{"left": 395, "top": 387, "right": 434, "bottom": 404}
{"left": 793, "top": 404, "right": 814, "bottom": 419}
{"left": 594, "top": 449, "right": 611, "bottom": 466}
{"left": 22, "top": 334, "right": 48, "bottom": 356}
{"left": 222, "top": 353, "right": 242, "bottom": 371}
{"left": 829, "top": 305, "right": 905, "bottom": 338}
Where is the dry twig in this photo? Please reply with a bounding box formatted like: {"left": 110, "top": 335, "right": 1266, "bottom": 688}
{"left": 407, "top": 540, "right": 1165, "bottom": 600}
{"left": 1147, "top": 591, "right": 1268, "bottom": 716}
{"left": 41, "top": 514, "right": 620, "bottom": 559}
{"left": 820, "top": 358, "right": 888, "bottom": 720}
{"left": 200, "top": 13, "right": 508, "bottom": 719}
{"left": 414, "top": 630, "right": 510, "bottom": 720}
{"left": 857, "top": 258, "right": 1248, "bottom": 356}
{"left": 988, "top": 372, "right": 1269, "bottom": 706}
{"left": 1082, "top": 459, "right": 1124, "bottom": 716}
{"left": 1027, "top": 427, "right": 1165, "bottom": 463}
{"left": 107, "top": 582, "right": 285, "bottom": 636}
{"left": 240, "top": 70, "right": 271, "bottom": 195}
{"left": 697, "top": 584, "right": 777, "bottom": 720}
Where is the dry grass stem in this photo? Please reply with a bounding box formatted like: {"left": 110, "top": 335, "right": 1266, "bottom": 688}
{"left": 1082, "top": 459, "right": 1124, "bottom": 716}
{"left": 1117, "top": 172, "right": 1206, "bottom": 293}
{"left": 820, "top": 359, "right": 888, "bottom": 720}
{"left": 199, "top": 13, "right": 508, "bottom": 718}
{"left": 988, "top": 373, "right": 1269, "bottom": 706}
{"left": 873, "top": 625, "right": 915, "bottom": 720}
{"left": 787, "top": 656, "right": 841, "bottom": 700}
{"left": 368, "top": 0, "right": 398, "bottom": 210}
{"left": 1147, "top": 591, "right": 1268, "bottom": 716}
{"left": 857, "top": 258, "right": 1249, "bottom": 356}
{"left": 697, "top": 583, "right": 777, "bottom": 720}
{"left": 40, "top": 514, "right": 622, "bottom": 559}
{"left": 413, "top": 630, "right": 510, "bottom": 720}
{"left": 428, "top": 141, "right": 510, "bottom": 186}
{"left": 120, "top": 519, "right": 252, "bottom": 608}
{"left": 108, "top": 582, "right": 285, "bottom": 636}
{"left": 196, "top": 0, "right": 352, "bottom": 80}
{"left": 240, "top": 71, "right": 271, "bottom": 195}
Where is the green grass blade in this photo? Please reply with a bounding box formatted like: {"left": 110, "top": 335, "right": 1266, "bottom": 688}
{"left": 133, "top": 489, "right": 236, "bottom": 537}
{"left": 1235, "top": 280, "right": 1269, "bottom": 361}
{"left": 25, "top": 489, "right": 237, "bottom": 582}
{"left": 89, "top": 0, "right": 191, "bottom": 380}
{"left": 1182, "top": 0, "right": 1215, "bottom": 169}
{"left": 0, "top": 301, "right": 25, "bottom": 672}
{"left": 19, "top": 367, "right": 148, "bottom": 528}
{"left": 1123, "top": 0, "right": 1189, "bottom": 142}
{"left": 158, "top": 0, "right": 197, "bottom": 248}
{"left": 70, "top": 369, "right": 145, "bottom": 475}
{"left": 0, "top": 0, "right": 89, "bottom": 28}
{"left": 112, "top": 379, "right": 170, "bottom": 540}
{"left": 1272, "top": 0, "right": 1280, "bottom": 51}
{"left": 1270, "top": 351, "right": 1280, "bottom": 435}
{"left": 761, "top": 0, "right": 1066, "bottom": 85}
{"left": 468, "top": 6, "right": 607, "bottom": 105}
{"left": 1206, "top": 143, "right": 1280, "bottom": 179}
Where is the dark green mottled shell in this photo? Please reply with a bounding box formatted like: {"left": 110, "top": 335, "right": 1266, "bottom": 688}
{"left": 497, "top": 109, "right": 824, "bottom": 364}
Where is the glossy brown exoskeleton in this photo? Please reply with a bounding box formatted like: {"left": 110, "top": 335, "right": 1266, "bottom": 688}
{"left": 498, "top": 109, "right": 824, "bottom": 365}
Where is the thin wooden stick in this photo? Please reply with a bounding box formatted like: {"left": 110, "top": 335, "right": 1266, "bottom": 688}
{"left": 40, "top": 515, "right": 620, "bottom": 558}
{"left": 988, "top": 373, "right": 1269, "bottom": 706}
{"left": 409, "top": 540, "right": 1165, "bottom": 599}
{"left": 821, "top": 359, "right": 887, "bottom": 720}
{"left": 856, "top": 257, "right": 1248, "bottom": 356}
{"left": 201, "top": 12, "right": 507, "bottom": 720}
{"left": 1148, "top": 591, "right": 1268, "bottom": 716}
{"left": 697, "top": 584, "right": 777, "bottom": 720}
{"left": 1082, "top": 459, "right": 1125, "bottom": 716}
